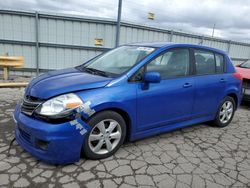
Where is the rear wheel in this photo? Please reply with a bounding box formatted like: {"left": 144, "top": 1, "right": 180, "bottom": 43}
{"left": 213, "top": 96, "right": 236, "bottom": 127}
{"left": 83, "top": 111, "right": 126, "bottom": 159}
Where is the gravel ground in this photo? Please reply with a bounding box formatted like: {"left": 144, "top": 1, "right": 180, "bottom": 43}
{"left": 0, "top": 88, "right": 250, "bottom": 188}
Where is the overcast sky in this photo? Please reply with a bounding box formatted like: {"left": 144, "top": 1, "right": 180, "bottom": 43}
{"left": 1, "top": 0, "right": 250, "bottom": 42}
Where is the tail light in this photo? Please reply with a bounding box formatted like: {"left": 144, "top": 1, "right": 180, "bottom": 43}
{"left": 233, "top": 72, "right": 243, "bottom": 82}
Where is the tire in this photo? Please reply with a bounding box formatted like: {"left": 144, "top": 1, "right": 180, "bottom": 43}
{"left": 82, "top": 111, "right": 126, "bottom": 160}
{"left": 213, "top": 96, "right": 236, "bottom": 127}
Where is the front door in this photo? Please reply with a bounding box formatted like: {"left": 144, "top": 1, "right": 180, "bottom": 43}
{"left": 136, "top": 48, "right": 195, "bottom": 131}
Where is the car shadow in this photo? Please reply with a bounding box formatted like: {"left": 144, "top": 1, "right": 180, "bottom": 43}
{"left": 240, "top": 101, "right": 250, "bottom": 110}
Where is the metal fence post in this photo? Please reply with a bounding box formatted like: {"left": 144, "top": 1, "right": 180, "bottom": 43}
{"left": 199, "top": 35, "right": 204, "bottom": 45}
{"left": 35, "top": 11, "right": 39, "bottom": 75}
{"left": 227, "top": 40, "right": 231, "bottom": 54}
{"left": 169, "top": 30, "right": 174, "bottom": 42}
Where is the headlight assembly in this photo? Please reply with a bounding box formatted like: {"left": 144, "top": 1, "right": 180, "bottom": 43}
{"left": 35, "top": 93, "right": 83, "bottom": 117}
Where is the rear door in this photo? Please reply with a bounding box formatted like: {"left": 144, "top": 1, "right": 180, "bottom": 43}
{"left": 192, "top": 49, "right": 226, "bottom": 117}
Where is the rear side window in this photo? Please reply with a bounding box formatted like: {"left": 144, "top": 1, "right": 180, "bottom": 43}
{"left": 215, "top": 53, "right": 224, "bottom": 73}
{"left": 194, "top": 50, "right": 215, "bottom": 75}
{"left": 147, "top": 49, "right": 190, "bottom": 79}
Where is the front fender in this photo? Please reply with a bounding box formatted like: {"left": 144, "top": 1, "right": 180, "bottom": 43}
{"left": 75, "top": 85, "right": 137, "bottom": 140}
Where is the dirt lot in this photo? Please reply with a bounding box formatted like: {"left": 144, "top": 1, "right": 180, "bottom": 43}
{"left": 0, "top": 88, "right": 250, "bottom": 188}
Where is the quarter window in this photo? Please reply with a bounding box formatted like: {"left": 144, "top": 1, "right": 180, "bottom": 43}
{"left": 194, "top": 50, "right": 216, "bottom": 75}
{"left": 215, "top": 53, "right": 224, "bottom": 73}
{"left": 146, "top": 49, "right": 190, "bottom": 79}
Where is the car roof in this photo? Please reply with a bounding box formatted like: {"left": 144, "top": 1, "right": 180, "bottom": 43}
{"left": 129, "top": 42, "right": 227, "bottom": 55}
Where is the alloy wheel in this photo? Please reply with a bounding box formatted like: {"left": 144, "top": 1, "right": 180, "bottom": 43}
{"left": 88, "top": 119, "right": 122, "bottom": 155}
{"left": 219, "top": 101, "right": 233, "bottom": 124}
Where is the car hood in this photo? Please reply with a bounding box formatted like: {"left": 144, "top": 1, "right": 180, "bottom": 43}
{"left": 25, "top": 68, "right": 112, "bottom": 99}
{"left": 236, "top": 67, "right": 250, "bottom": 79}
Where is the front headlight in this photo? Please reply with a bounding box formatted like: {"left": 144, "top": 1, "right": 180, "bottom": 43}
{"left": 35, "top": 93, "right": 83, "bottom": 117}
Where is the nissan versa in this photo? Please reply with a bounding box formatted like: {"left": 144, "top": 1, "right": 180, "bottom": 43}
{"left": 14, "top": 43, "right": 242, "bottom": 164}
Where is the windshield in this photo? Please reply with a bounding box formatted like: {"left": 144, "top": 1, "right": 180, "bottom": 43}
{"left": 240, "top": 60, "right": 250, "bottom": 68}
{"left": 81, "top": 46, "right": 155, "bottom": 77}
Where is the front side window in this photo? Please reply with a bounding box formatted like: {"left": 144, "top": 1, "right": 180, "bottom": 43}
{"left": 195, "top": 50, "right": 216, "bottom": 75}
{"left": 146, "top": 49, "right": 190, "bottom": 79}
{"left": 82, "top": 46, "right": 155, "bottom": 77}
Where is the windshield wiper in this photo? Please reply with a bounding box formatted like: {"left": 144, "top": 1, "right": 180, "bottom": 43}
{"left": 79, "top": 66, "right": 111, "bottom": 77}
{"left": 87, "top": 67, "right": 110, "bottom": 77}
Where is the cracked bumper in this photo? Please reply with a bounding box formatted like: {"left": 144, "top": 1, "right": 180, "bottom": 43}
{"left": 14, "top": 104, "right": 90, "bottom": 164}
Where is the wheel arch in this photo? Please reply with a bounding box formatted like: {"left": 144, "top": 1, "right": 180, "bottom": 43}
{"left": 227, "top": 92, "right": 238, "bottom": 108}
{"left": 224, "top": 85, "right": 241, "bottom": 109}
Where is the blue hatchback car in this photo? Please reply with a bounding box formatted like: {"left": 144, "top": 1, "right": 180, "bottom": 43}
{"left": 14, "top": 43, "right": 242, "bottom": 164}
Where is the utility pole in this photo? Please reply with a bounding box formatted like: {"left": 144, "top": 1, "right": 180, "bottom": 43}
{"left": 35, "top": 11, "right": 40, "bottom": 76}
{"left": 212, "top": 23, "right": 215, "bottom": 37}
{"left": 115, "top": 0, "right": 122, "bottom": 47}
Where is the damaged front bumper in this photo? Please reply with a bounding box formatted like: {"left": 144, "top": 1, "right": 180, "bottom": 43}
{"left": 13, "top": 104, "right": 91, "bottom": 164}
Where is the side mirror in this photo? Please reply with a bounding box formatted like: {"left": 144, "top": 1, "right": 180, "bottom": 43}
{"left": 144, "top": 71, "right": 161, "bottom": 83}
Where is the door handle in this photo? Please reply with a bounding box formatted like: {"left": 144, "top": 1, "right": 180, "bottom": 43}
{"left": 183, "top": 83, "right": 192, "bottom": 88}
{"left": 220, "top": 78, "right": 226, "bottom": 83}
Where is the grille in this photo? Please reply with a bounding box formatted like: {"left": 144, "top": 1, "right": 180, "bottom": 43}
{"left": 19, "top": 128, "right": 31, "bottom": 144}
{"left": 21, "top": 96, "right": 43, "bottom": 116}
{"left": 243, "top": 79, "right": 250, "bottom": 89}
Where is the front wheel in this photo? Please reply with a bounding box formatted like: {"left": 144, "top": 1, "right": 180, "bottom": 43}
{"left": 83, "top": 111, "right": 126, "bottom": 159}
{"left": 213, "top": 96, "right": 236, "bottom": 127}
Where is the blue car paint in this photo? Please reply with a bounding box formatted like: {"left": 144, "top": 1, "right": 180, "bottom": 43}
{"left": 137, "top": 76, "right": 195, "bottom": 130}
{"left": 14, "top": 43, "right": 242, "bottom": 164}
{"left": 26, "top": 68, "right": 112, "bottom": 99}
